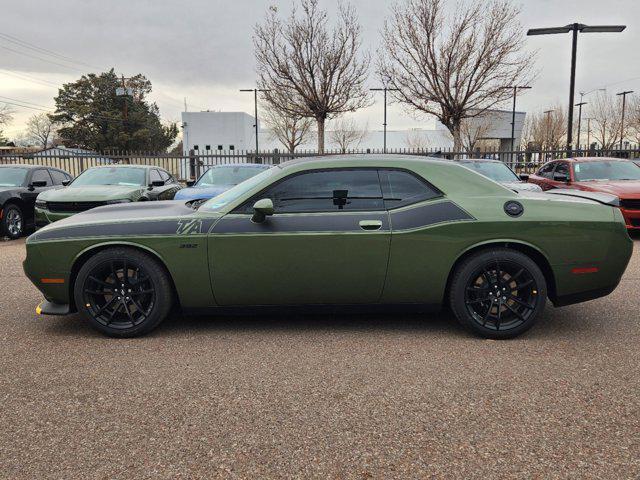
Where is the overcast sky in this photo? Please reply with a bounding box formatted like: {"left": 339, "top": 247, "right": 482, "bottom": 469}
{"left": 2, "top": 0, "right": 639, "bottom": 139}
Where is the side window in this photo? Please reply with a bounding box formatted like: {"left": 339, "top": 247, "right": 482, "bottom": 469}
{"left": 537, "top": 162, "right": 556, "bottom": 179}
{"left": 49, "top": 170, "right": 68, "bottom": 185}
{"left": 379, "top": 170, "right": 441, "bottom": 209}
{"left": 554, "top": 162, "right": 569, "bottom": 178}
{"left": 159, "top": 170, "right": 172, "bottom": 183}
{"left": 31, "top": 169, "right": 52, "bottom": 186}
{"left": 254, "top": 169, "right": 384, "bottom": 213}
{"left": 149, "top": 169, "right": 162, "bottom": 184}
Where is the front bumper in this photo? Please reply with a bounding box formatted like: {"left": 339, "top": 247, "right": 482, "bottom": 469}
{"left": 620, "top": 207, "right": 640, "bottom": 229}
{"left": 34, "top": 206, "right": 73, "bottom": 227}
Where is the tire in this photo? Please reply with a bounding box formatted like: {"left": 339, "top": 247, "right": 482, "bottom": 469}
{"left": 1, "top": 204, "right": 24, "bottom": 239}
{"left": 74, "top": 247, "right": 174, "bottom": 337}
{"left": 449, "top": 248, "right": 547, "bottom": 339}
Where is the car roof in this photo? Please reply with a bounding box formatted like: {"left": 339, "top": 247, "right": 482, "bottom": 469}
{"left": 457, "top": 158, "right": 503, "bottom": 164}
{"left": 563, "top": 157, "right": 631, "bottom": 163}
{"left": 277, "top": 154, "right": 452, "bottom": 169}
{"left": 209, "top": 163, "right": 271, "bottom": 169}
{"left": 85, "top": 164, "right": 157, "bottom": 170}
{"left": 0, "top": 163, "right": 44, "bottom": 169}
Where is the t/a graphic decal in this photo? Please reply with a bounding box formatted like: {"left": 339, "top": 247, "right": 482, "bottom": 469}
{"left": 176, "top": 219, "right": 204, "bottom": 235}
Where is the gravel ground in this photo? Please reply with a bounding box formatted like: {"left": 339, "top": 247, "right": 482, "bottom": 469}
{"left": 0, "top": 236, "right": 639, "bottom": 479}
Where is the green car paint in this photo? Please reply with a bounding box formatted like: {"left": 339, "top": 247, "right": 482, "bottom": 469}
{"left": 34, "top": 165, "right": 181, "bottom": 226}
{"left": 23, "top": 155, "right": 633, "bottom": 317}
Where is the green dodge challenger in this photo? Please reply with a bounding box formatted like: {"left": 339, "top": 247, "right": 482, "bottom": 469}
{"left": 23, "top": 155, "right": 633, "bottom": 339}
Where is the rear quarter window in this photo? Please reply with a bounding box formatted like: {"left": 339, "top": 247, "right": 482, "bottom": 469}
{"left": 379, "top": 170, "right": 441, "bottom": 209}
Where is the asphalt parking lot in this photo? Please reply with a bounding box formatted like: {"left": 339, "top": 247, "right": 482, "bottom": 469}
{"left": 1, "top": 237, "right": 639, "bottom": 479}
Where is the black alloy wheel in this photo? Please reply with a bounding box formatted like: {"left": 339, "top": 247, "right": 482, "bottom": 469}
{"left": 450, "top": 248, "right": 547, "bottom": 339}
{"left": 74, "top": 248, "right": 173, "bottom": 337}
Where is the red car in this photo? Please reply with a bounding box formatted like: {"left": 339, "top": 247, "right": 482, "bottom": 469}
{"left": 528, "top": 157, "right": 640, "bottom": 230}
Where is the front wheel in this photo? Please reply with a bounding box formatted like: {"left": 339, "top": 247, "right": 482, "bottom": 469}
{"left": 449, "top": 248, "right": 547, "bottom": 339}
{"left": 1, "top": 204, "right": 24, "bottom": 239}
{"left": 74, "top": 247, "right": 174, "bottom": 337}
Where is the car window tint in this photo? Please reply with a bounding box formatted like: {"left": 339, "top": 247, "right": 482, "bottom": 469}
{"left": 31, "top": 169, "right": 52, "bottom": 186}
{"left": 537, "top": 163, "right": 555, "bottom": 178}
{"left": 554, "top": 162, "right": 569, "bottom": 177}
{"left": 150, "top": 169, "right": 162, "bottom": 183}
{"left": 379, "top": 170, "right": 441, "bottom": 208}
{"left": 159, "top": 170, "right": 172, "bottom": 182}
{"left": 262, "top": 169, "right": 384, "bottom": 213}
{"left": 49, "top": 170, "right": 69, "bottom": 185}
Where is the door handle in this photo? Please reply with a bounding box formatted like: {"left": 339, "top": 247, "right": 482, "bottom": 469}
{"left": 359, "top": 220, "right": 382, "bottom": 231}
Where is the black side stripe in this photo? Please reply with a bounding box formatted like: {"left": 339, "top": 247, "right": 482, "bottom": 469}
{"left": 212, "top": 213, "right": 390, "bottom": 234}
{"left": 390, "top": 201, "right": 474, "bottom": 231}
{"left": 31, "top": 218, "right": 218, "bottom": 241}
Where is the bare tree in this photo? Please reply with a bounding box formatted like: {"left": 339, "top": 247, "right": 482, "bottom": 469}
{"left": 521, "top": 107, "right": 566, "bottom": 150}
{"left": 459, "top": 112, "right": 493, "bottom": 153}
{"left": 262, "top": 102, "right": 313, "bottom": 153}
{"left": 590, "top": 92, "right": 623, "bottom": 149}
{"left": 404, "top": 129, "right": 431, "bottom": 150}
{"left": 629, "top": 96, "right": 640, "bottom": 146}
{"left": 0, "top": 104, "right": 14, "bottom": 144}
{"left": 253, "top": 0, "right": 371, "bottom": 153}
{"left": 378, "top": 0, "right": 534, "bottom": 151}
{"left": 25, "top": 113, "right": 56, "bottom": 149}
{"left": 329, "top": 117, "right": 368, "bottom": 153}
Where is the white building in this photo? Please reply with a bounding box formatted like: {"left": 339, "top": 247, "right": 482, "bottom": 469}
{"left": 181, "top": 111, "right": 258, "bottom": 155}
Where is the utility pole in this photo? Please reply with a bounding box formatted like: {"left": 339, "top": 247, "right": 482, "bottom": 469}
{"left": 527, "top": 23, "right": 626, "bottom": 155}
{"left": 586, "top": 117, "right": 593, "bottom": 150}
{"left": 240, "top": 88, "right": 270, "bottom": 155}
{"left": 616, "top": 90, "right": 634, "bottom": 151}
{"left": 370, "top": 87, "right": 400, "bottom": 153}
{"left": 543, "top": 109, "right": 554, "bottom": 152}
{"left": 575, "top": 101, "right": 587, "bottom": 150}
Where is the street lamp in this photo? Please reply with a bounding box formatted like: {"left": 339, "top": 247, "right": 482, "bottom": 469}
{"left": 527, "top": 23, "right": 626, "bottom": 155}
{"left": 370, "top": 87, "right": 400, "bottom": 153}
{"left": 502, "top": 85, "right": 531, "bottom": 161}
{"left": 240, "top": 88, "right": 270, "bottom": 154}
{"left": 616, "top": 90, "right": 634, "bottom": 151}
{"left": 543, "top": 109, "right": 554, "bottom": 151}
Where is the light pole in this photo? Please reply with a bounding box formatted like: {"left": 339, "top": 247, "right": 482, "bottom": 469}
{"left": 616, "top": 90, "right": 634, "bottom": 151}
{"left": 574, "top": 101, "right": 587, "bottom": 151}
{"left": 543, "top": 109, "right": 554, "bottom": 152}
{"left": 502, "top": 85, "right": 531, "bottom": 161}
{"left": 240, "top": 88, "right": 270, "bottom": 154}
{"left": 527, "top": 23, "right": 626, "bottom": 155}
{"left": 370, "top": 87, "right": 400, "bottom": 153}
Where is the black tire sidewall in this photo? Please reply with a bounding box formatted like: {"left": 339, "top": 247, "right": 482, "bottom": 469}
{"left": 2, "top": 204, "right": 24, "bottom": 239}
{"left": 450, "top": 248, "right": 547, "bottom": 339}
{"left": 73, "top": 247, "right": 173, "bottom": 337}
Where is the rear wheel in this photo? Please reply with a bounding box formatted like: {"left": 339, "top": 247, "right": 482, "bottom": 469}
{"left": 449, "top": 248, "right": 547, "bottom": 339}
{"left": 1, "top": 204, "right": 24, "bottom": 239}
{"left": 74, "top": 248, "right": 173, "bottom": 337}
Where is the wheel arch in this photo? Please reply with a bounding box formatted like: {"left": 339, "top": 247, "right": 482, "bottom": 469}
{"left": 2, "top": 196, "right": 31, "bottom": 222}
{"left": 443, "top": 240, "right": 557, "bottom": 306}
{"left": 68, "top": 241, "right": 180, "bottom": 311}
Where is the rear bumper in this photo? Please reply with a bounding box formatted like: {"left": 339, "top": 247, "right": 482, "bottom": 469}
{"left": 620, "top": 208, "right": 640, "bottom": 229}
{"left": 36, "top": 300, "right": 71, "bottom": 316}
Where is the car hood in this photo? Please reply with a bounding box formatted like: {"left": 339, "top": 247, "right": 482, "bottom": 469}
{"left": 29, "top": 200, "right": 221, "bottom": 242}
{"left": 38, "top": 185, "right": 144, "bottom": 202}
{"left": 501, "top": 181, "right": 542, "bottom": 192}
{"left": 174, "top": 185, "right": 232, "bottom": 201}
{"left": 574, "top": 180, "right": 640, "bottom": 198}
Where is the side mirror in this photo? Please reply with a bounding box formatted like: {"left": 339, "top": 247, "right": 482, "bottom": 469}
{"left": 553, "top": 173, "right": 569, "bottom": 183}
{"left": 251, "top": 198, "right": 274, "bottom": 223}
{"left": 30, "top": 181, "right": 47, "bottom": 190}
{"left": 148, "top": 180, "right": 165, "bottom": 189}
{"left": 62, "top": 180, "right": 71, "bottom": 186}
{"left": 519, "top": 173, "right": 529, "bottom": 182}
{"left": 186, "top": 180, "right": 196, "bottom": 187}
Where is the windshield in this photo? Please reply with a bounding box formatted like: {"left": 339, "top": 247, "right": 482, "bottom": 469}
{"left": 202, "top": 167, "right": 277, "bottom": 212}
{"left": 462, "top": 162, "right": 519, "bottom": 183}
{"left": 71, "top": 167, "right": 146, "bottom": 186}
{"left": 0, "top": 167, "right": 28, "bottom": 187}
{"left": 196, "top": 165, "right": 268, "bottom": 187}
{"left": 574, "top": 161, "right": 640, "bottom": 181}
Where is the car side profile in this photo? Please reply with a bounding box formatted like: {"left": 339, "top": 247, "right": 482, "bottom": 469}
{"left": 34, "top": 164, "right": 182, "bottom": 226}
{"left": 528, "top": 157, "right": 640, "bottom": 229}
{"left": 0, "top": 164, "right": 73, "bottom": 239}
{"left": 24, "top": 155, "right": 632, "bottom": 339}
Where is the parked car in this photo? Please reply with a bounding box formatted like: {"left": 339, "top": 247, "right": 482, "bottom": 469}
{"left": 25, "top": 155, "right": 632, "bottom": 339}
{"left": 34, "top": 165, "right": 182, "bottom": 226}
{"left": 528, "top": 157, "right": 640, "bottom": 230}
{"left": 175, "top": 163, "right": 272, "bottom": 201}
{"left": 0, "top": 164, "right": 72, "bottom": 239}
{"left": 457, "top": 159, "right": 543, "bottom": 192}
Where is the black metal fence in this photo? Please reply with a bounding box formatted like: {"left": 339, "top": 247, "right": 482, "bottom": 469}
{"left": 1, "top": 146, "right": 638, "bottom": 181}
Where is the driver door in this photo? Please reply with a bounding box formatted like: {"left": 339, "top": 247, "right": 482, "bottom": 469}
{"left": 207, "top": 168, "right": 391, "bottom": 306}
